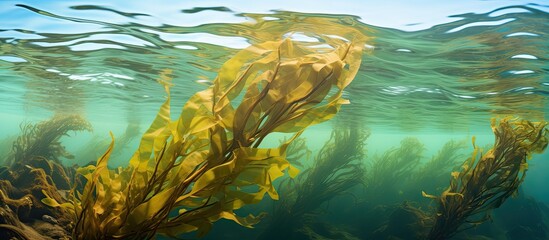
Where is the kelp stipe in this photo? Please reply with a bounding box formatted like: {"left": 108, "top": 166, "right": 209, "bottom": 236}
{"left": 43, "top": 38, "right": 366, "bottom": 239}
{"left": 425, "top": 118, "right": 548, "bottom": 240}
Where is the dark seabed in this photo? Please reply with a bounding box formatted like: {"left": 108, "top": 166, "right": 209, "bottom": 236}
{"left": 0, "top": 0, "right": 548, "bottom": 239}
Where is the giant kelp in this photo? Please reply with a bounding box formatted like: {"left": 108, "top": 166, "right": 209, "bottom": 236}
{"left": 44, "top": 38, "right": 366, "bottom": 239}
{"left": 425, "top": 118, "right": 548, "bottom": 239}
{"left": 258, "top": 126, "right": 368, "bottom": 240}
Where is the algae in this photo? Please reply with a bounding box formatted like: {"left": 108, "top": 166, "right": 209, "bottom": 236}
{"left": 0, "top": 115, "right": 92, "bottom": 239}
{"left": 7, "top": 115, "right": 92, "bottom": 166}
{"left": 258, "top": 125, "right": 368, "bottom": 240}
{"left": 426, "top": 118, "right": 548, "bottom": 239}
{"left": 43, "top": 38, "right": 366, "bottom": 239}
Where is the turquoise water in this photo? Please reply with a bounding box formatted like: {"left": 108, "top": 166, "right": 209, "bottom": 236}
{"left": 0, "top": 1, "right": 548, "bottom": 239}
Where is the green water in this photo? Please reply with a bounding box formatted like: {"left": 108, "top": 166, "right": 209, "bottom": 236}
{"left": 0, "top": 1, "right": 548, "bottom": 239}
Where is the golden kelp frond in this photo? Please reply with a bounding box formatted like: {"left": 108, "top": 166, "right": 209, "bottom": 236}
{"left": 8, "top": 115, "right": 92, "bottom": 165}
{"left": 46, "top": 38, "right": 366, "bottom": 239}
{"left": 427, "top": 118, "right": 548, "bottom": 240}
{"left": 258, "top": 125, "right": 368, "bottom": 240}
{"left": 366, "top": 137, "right": 424, "bottom": 204}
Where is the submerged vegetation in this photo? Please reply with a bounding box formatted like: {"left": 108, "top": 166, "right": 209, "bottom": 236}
{"left": 0, "top": 38, "right": 547, "bottom": 240}
{"left": 259, "top": 125, "right": 368, "bottom": 240}
{"left": 6, "top": 115, "right": 92, "bottom": 166}
{"left": 426, "top": 118, "right": 548, "bottom": 239}
{"left": 0, "top": 115, "right": 92, "bottom": 239}
{"left": 40, "top": 38, "right": 366, "bottom": 239}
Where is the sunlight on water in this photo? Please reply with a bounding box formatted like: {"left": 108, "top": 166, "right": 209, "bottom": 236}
{"left": 1, "top": 2, "right": 547, "bottom": 132}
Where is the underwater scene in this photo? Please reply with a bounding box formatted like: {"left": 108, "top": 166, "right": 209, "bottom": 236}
{"left": 1, "top": 0, "right": 548, "bottom": 239}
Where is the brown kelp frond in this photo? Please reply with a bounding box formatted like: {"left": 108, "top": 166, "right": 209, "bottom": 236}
{"left": 8, "top": 115, "right": 92, "bottom": 165}
{"left": 44, "top": 38, "right": 366, "bottom": 239}
{"left": 427, "top": 118, "right": 548, "bottom": 240}
{"left": 366, "top": 137, "right": 424, "bottom": 203}
{"left": 258, "top": 126, "right": 369, "bottom": 240}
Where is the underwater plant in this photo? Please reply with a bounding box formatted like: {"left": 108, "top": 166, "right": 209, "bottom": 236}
{"left": 258, "top": 125, "right": 368, "bottom": 240}
{"left": 0, "top": 115, "right": 94, "bottom": 239}
{"left": 408, "top": 140, "right": 467, "bottom": 202}
{"left": 7, "top": 115, "right": 92, "bottom": 166}
{"left": 425, "top": 118, "right": 548, "bottom": 240}
{"left": 44, "top": 38, "right": 366, "bottom": 239}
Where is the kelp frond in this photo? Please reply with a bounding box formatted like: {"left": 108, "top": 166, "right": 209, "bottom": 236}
{"left": 427, "top": 118, "right": 548, "bottom": 240}
{"left": 44, "top": 38, "right": 366, "bottom": 239}
{"left": 8, "top": 115, "right": 92, "bottom": 165}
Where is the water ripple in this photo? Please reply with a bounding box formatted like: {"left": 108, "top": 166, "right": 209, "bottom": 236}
{"left": 0, "top": 2, "right": 547, "bottom": 131}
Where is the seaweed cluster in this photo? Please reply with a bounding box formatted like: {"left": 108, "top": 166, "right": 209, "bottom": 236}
{"left": 0, "top": 36, "right": 547, "bottom": 240}
{"left": 42, "top": 38, "right": 366, "bottom": 239}
{"left": 258, "top": 125, "right": 369, "bottom": 240}
{"left": 0, "top": 115, "right": 92, "bottom": 239}
{"left": 426, "top": 118, "right": 548, "bottom": 239}
{"left": 6, "top": 115, "right": 92, "bottom": 166}
{"left": 331, "top": 118, "right": 547, "bottom": 240}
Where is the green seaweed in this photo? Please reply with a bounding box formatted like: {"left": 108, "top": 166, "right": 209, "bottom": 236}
{"left": 425, "top": 118, "right": 548, "bottom": 240}
{"left": 43, "top": 38, "right": 366, "bottom": 239}
{"left": 258, "top": 125, "right": 368, "bottom": 240}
